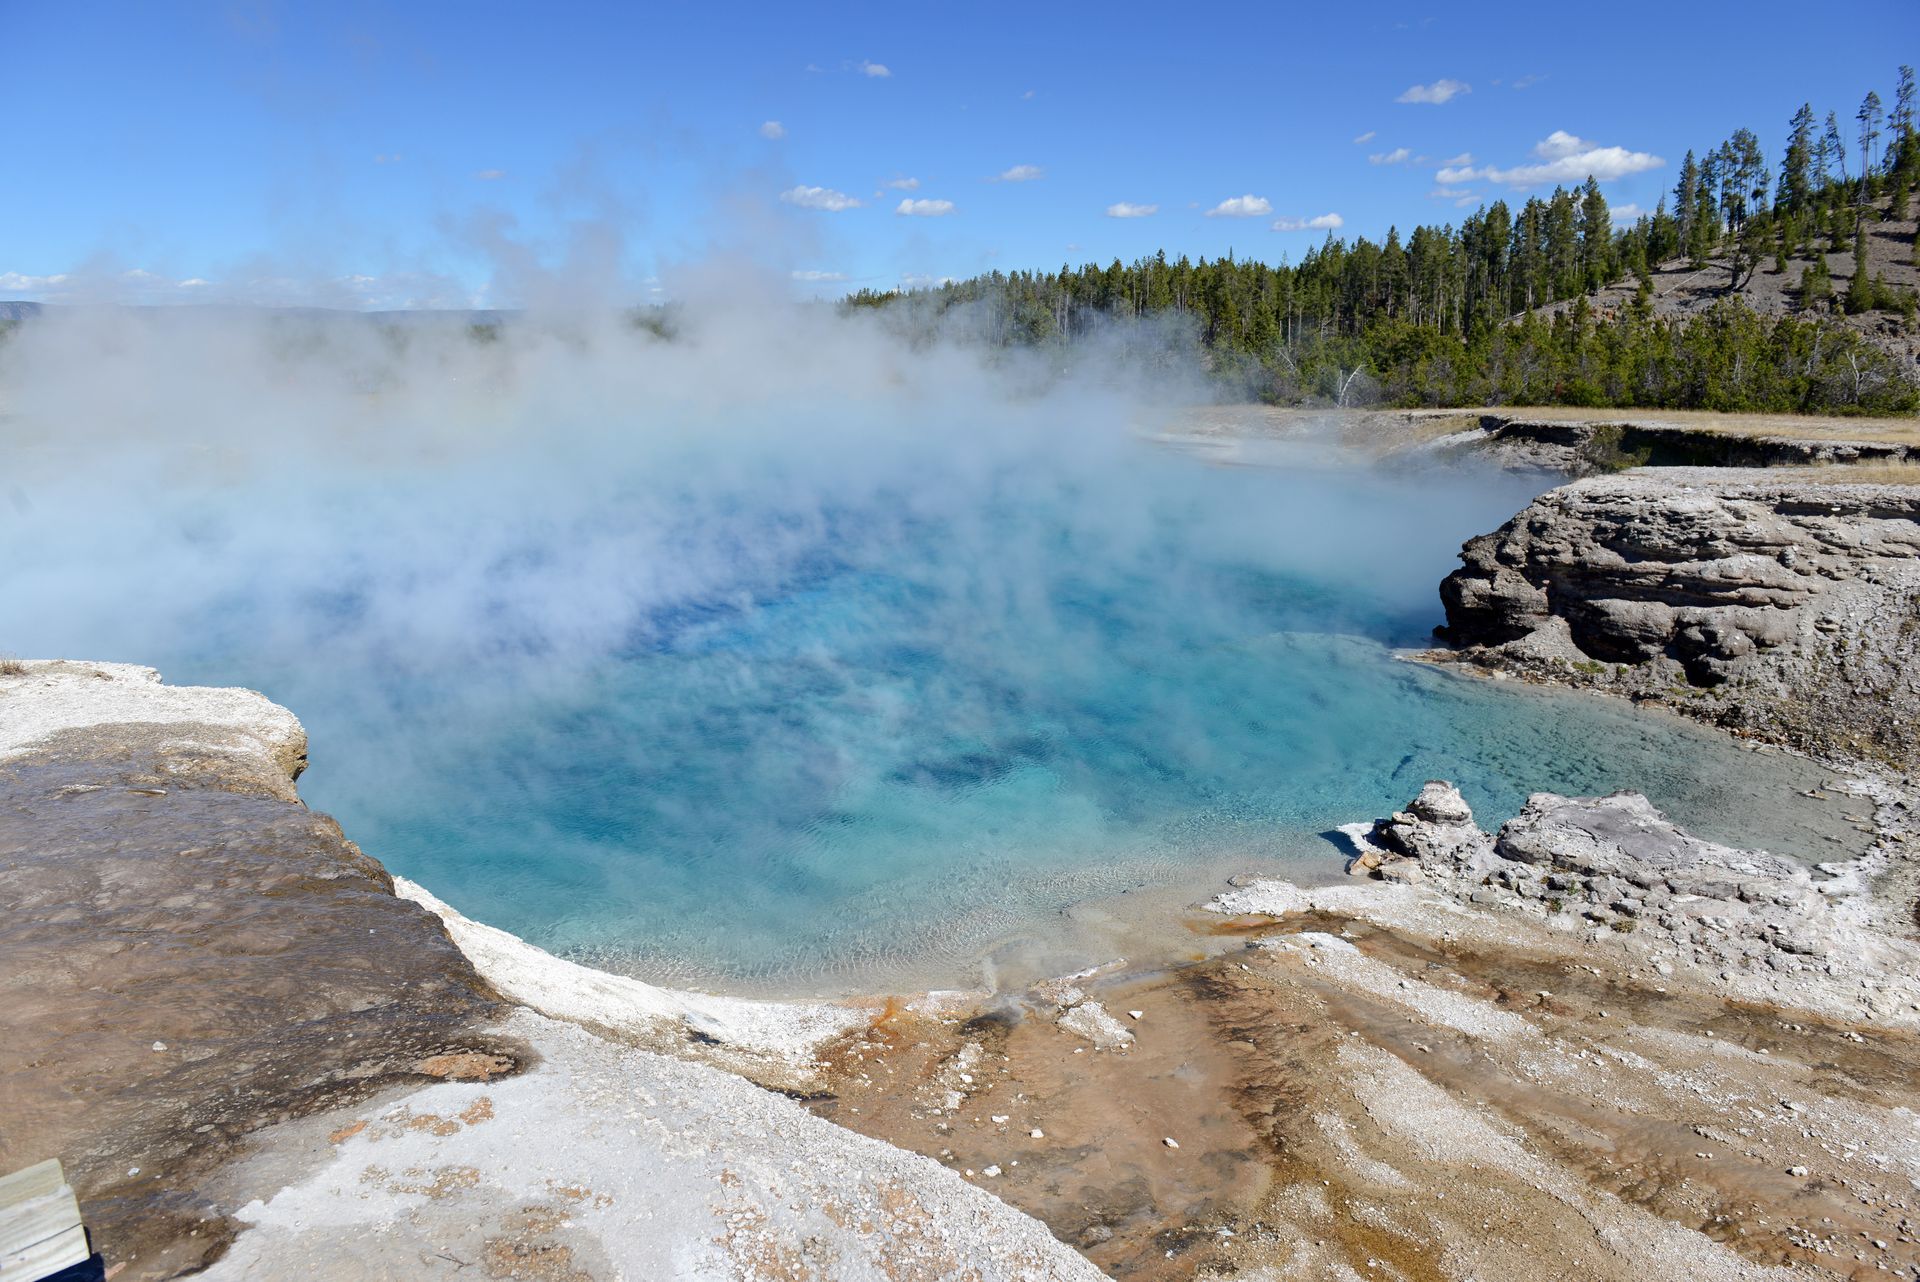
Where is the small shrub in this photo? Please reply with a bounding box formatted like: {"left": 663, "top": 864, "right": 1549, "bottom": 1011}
{"left": 0, "top": 658, "right": 27, "bottom": 677}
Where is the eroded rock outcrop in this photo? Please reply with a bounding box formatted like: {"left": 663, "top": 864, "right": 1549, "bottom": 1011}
{"left": 1435, "top": 468, "right": 1920, "bottom": 763}
{"left": 0, "top": 663, "right": 518, "bottom": 1278}
{"left": 1344, "top": 781, "right": 1920, "bottom": 1020}
{"left": 1204, "top": 775, "right": 1920, "bottom": 1280}
{"left": 1362, "top": 779, "right": 1497, "bottom": 880}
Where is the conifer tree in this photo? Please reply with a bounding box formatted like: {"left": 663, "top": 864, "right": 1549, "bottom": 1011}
{"left": 1545, "top": 187, "right": 1579, "bottom": 298}
{"left": 1847, "top": 217, "right": 1873, "bottom": 313}
{"left": 1830, "top": 197, "right": 1854, "bottom": 252}
{"left": 1714, "top": 129, "right": 1770, "bottom": 290}
{"left": 1687, "top": 153, "right": 1720, "bottom": 268}
{"left": 1858, "top": 92, "right": 1884, "bottom": 197}
{"left": 1823, "top": 112, "right": 1851, "bottom": 185}
{"left": 1800, "top": 252, "right": 1830, "bottom": 304}
{"left": 1577, "top": 177, "right": 1612, "bottom": 291}
{"left": 1779, "top": 103, "right": 1816, "bottom": 213}
{"left": 1648, "top": 195, "right": 1678, "bottom": 264}
{"left": 1673, "top": 151, "right": 1700, "bottom": 254}
{"left": 1894, "top": 67, "right": 1917, "bottom": 163}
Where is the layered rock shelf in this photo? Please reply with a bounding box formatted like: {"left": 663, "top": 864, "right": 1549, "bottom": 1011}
{"left": 1433, "top": 468, "right": 1920, "bottom": 763}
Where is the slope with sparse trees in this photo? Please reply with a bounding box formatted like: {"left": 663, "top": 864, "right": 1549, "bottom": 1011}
{"left": 847, "top": 67, "right": 1920, "bottom": 414}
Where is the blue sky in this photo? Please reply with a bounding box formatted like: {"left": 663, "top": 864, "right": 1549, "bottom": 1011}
{"left": 4, "top": 0, "right": 1912, "bottom": 307}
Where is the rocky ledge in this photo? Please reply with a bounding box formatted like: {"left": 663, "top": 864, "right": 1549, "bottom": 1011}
{"left": 0, "top": 663, "right": 516, "bottom": 1278}
{"left": 1190, "top": 778, "right": 1920, "bottom": 1281}
{"left": 1433, "top": 467, "right": 1920, "bottom": 764}
{"left": 1346, "top": 781, "right": 1920, "bottom": 1024}
{"left": 0, "top": 663, "right": 1096, "bottom": 1281}
{"left": 1386, "top": 410, "right": 1920, "bottom": 476}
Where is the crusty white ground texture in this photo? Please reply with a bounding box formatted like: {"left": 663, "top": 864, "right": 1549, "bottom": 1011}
{"left": 202, "top": 1010, "right": 1101, "bottom": 1282}
{"left": 0, "top": 661, "right": 305, "bottom": 772}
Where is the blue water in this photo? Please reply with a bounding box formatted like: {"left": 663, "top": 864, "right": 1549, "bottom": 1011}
{"left": 8, "top": 422, "right": 1865, "bottom": 992}
{"left": 273, "top": 449, "right": 1868, "bottom": 987}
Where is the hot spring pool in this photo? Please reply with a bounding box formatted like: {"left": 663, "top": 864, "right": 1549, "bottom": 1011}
{"left": 8, "top": 409, "right": 1871, "bottom": 995}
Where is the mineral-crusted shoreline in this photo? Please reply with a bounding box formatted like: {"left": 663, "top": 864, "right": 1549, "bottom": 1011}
{"left": 7, "top": 652, "right": 1920, "bottom": 1280}
{"left": 804, "top": 770, "right": 1920, "bottom": 1280}
{"left": 0, "top": 663, "right": 1096, "bottom": 1281}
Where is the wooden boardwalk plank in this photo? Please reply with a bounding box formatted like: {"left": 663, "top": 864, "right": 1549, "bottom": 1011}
{"left": 0, "top": 1161, "right": 88, "bottom": 1282}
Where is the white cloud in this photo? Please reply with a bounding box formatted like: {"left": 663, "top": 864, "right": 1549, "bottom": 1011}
{"left": 1533, "top": 130, "right": 1591, "bottom": 159}
{"left": 900, "top": 273, "right": 956, "bottom": 288}
{"left": 1436, "top": 131, "right": 1664, "bottom": 187}
{"left": 0, "top": 271, "right": 68, "bottom": 293}
{"left": 474, "top": 168, "right": 505, "bottom": 180}
{"left": 860, "top": 60, "right": 891, "bottom": 77}
{"left": 1022, "top": 89, "right": 1036, "bottom": 100}
{"left": 1611, "top": 202, "right": 1645, "bottom": 222}
{"left": 993, "top": 164, "right": 1044, "bottom": 182}
{"left": 791, "top": 269, "right": 848, "bottom": 282}
{"left": 896, "top": 198, "right": 955, "bottom": 216}
{"left": 759, "top": 120, "right": 786, "bottom": 140}
{"left": 1105, "top": 202, "right": 1158, "bottom": 218}
{"left": 1428, "top": 185, "right": 1472, "bottom": 199}
{"left": 885, "top": 177, "right": 920, "bottom": 190}
{"left": 1353, "top": 130, "right": 1377, "bottom": 144}
{"left": 1205, "top": 194, "right": 1272, "bottom": 217}
{"left": 780, "top": 184, "right": 863, "bottom": 211}
{"left": 1397, "top": 78, "right": 1470, "bottom": 105}
{"left": 1271, "top": 212, "right": 1345, "bottom": 232}
{"left": 1441, "top": 152, "right": 1473, "bottom": 166}
{"left": 1511, "top": 73, "right": 1545, "bottom": 90}
{"left": 1369, "top": 147, "right": 1413, "bottom": 165}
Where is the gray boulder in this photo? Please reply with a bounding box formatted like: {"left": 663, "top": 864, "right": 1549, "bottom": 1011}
{"left": 1370, "top": 781, "right": 1496, "bottom": 875}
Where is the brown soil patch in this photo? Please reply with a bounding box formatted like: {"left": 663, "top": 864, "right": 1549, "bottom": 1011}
{"left": 482, "top": 1237, "right": 593, "bottom": 1282}
{"left": 421, "top": 1051, "right": 518, "bottom": 1081}
{"left": 811, "top": 910, "right": 1920, "bottom": 1280}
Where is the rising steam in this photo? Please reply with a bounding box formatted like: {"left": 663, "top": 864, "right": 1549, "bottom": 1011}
{"left": 4, "top": 281, "right": 1723, "bottom": 990}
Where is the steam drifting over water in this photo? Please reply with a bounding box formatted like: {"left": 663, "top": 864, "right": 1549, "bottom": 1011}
{"left": 0, "top": 292, "right": 1868, "bottom": 991}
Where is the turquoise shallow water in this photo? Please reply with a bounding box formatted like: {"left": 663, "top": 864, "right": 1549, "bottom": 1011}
{"left": 9, "top": 426, "right": 1868, "bottom": 993}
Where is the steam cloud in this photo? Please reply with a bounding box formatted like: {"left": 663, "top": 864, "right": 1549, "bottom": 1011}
{"left": 0, "top": 277, "right": 1550, "bottom": 984}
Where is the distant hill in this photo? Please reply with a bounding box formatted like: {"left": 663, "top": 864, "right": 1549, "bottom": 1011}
{"left": 1537, "top": 192, "right": 1918, "bottom": 377}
